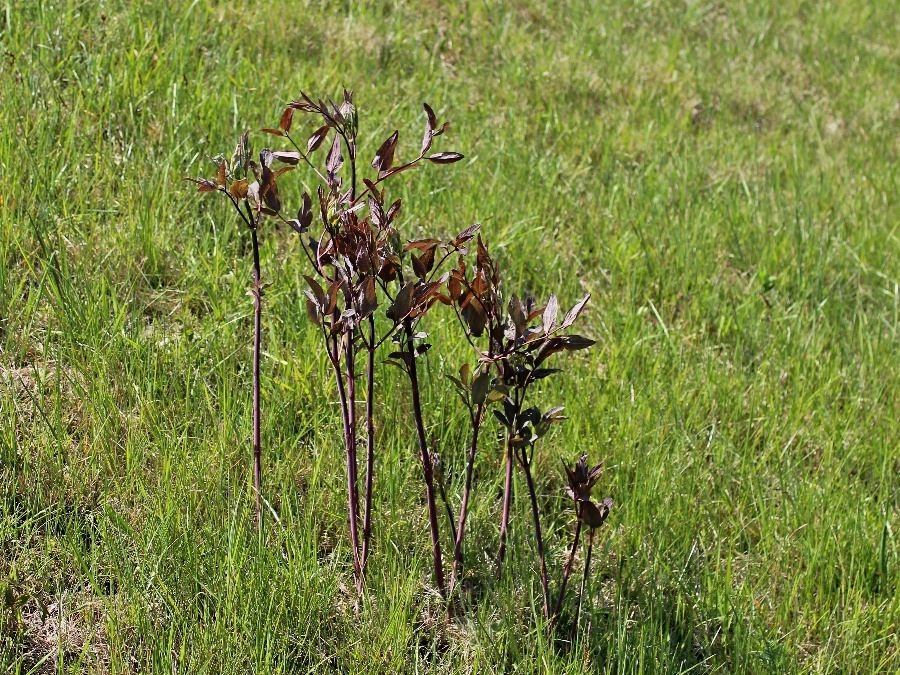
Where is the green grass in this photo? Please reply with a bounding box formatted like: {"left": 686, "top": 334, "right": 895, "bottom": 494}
{"left": 1, "top": 0, "right": 898, "bottom": 671}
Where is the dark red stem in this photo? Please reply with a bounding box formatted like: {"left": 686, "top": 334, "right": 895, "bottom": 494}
{"left": 331, "top": 334, "right": 362, "bottom": 588}
{"left": 404, "top": 319, "right": 447, "bottom": 600}
{"left": 575, "top": 528, "right": 594, "bottom": 640}
{"left": 346, "top": 329, "right": 361, "bottom": 562}
{"left": 551, "top": 503, "right": 582, "bottom": 625}
{"left": 361, "top": 315, "right": 376, "bottom": 572}
{"left": 250, "top": 225, "right": 263, "bottom": 533}
{"left": 496, "top": 435, "right": 514, "bottom": 574}
{"left": 521, "top": 448, "right": 549, "bottom": 620}
{"left": 451, "top": 402, "right": 484, "bottom": 588}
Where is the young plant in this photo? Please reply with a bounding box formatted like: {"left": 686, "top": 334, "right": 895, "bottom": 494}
{"left": 262, "top": 90, "right": 467, "bottom": 594}
{"left": 445, "top": 238, "right": 596, "bottom": 618}
{"left": 380, "top": 223, "right": 482, "bottom": 602}
{"left": 442, "top": 236, "right": 502, "bottom": 592}
{"left": 187, "top": 88, "right": 617, "bottom": 631}
{"left": 186, "top": 132, "right": 287, "bottom": 531}
{"left": 555, "top": 455, "right": 612, "bottom": 634}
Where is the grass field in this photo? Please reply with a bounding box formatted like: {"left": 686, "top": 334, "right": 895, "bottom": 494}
{"left": 2, "top": 0, "right": 898, "bottom": 672}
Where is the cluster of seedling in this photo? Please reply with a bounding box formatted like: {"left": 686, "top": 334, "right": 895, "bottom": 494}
{"left": 187, "top": 90, "right": 613, "bottom": 632}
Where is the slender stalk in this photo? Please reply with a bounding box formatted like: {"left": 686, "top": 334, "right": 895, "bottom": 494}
{"left": 343, "top": 129, "right": 357, "bottom": 198}
{"left": 575, "top": 528, "right": 595, "bottom": 640}
{"left": 361, "top": 315, "right": 376, "bottom": 572}
{"left": 330, "top": 333, "right": 362, "bottom": 587}
{"left": 342, "top": 130, "right": 374, "bottom": 578}
{"left": 349, "top": 154, "right": 426, "bottom": 207}
{"left": 249, "top": 225, "right": 263, "bottom": 533}
{"left": 346, "top": 328, "right": 361, "bottom": 561}
{"left": 496, "top": 435, "right": 514, "bottom": 574}
{"left": 451, "top": 401, "right": 484, "bottom": 587}
{"left": 521, "top": 448, "right": 549, "bottom": 620}
{"left": 551, "top": 503, "right": 582, "bottom": 625}
{"left": 282, "top": 131, "right": 329, "bottom": 185}
{"left": 403, "top": 319, "right": 447, "bottom": 600}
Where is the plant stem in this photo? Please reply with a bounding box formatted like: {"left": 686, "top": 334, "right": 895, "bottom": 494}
{"left": 330, "top": 333, "right": 362, "bottom": 588}
{"left": 403, "top": 319, "right": 447, "bottom": 600}
{"left": 521, "top": 448, "right": 549, "bottom": 620}
{"left": 249, "top": 225, "right": 263, "bottom": 533}
{"left": 344, "top": 125, "right": 366, "bottom": 580}
{"left": 496, "top": 435, "right": 514, "bottom": 574}
{"left": 361, "top": 315, "right": 376, "bottom": 572}
{"left": 450, "top": 401, "right": 484, "bottom": 588}
{"left": 575, "top": 528, "right": 594, "bottom": 641}
{"left": 551, "top": 503, "right": 582, "bottom": 625}
{"left": 346, "top": 328, "right": 361, "bottom": 561}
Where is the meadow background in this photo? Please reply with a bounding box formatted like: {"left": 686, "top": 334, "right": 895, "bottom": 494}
{"left": 1, "top": 0, "right": 898, "bottom": 672}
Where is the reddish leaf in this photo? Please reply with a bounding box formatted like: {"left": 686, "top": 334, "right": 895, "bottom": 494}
{"left": 386, "top": 282, "right": 415, "bottom": 322}
{"left": 508, "top": 295, "right": 527, "bottom": 338}
{"left": 580, "top": 498, "right": 611, "bottom": 528}
{"left": 305, "top": 296, "right": 321, "bottom": 325}
{"left": 542, "top": 294, "right": 558, "bottom": 333}
{"left": 562, "top": 293, "right": 590, "bottom": 328}
{"left": 372, "top": 130, "right": 399, "bottom": 174}
{"left": 378, "top": 257, "right": 399, "bottom": 282}
{"left": 303, "top": 275, "right": 326, "bottom": 306}
{"left": 363, "top": 178, "right": 380, "bottom": 196}
{"left": 561, "top": 335, "right": 595, "bottom": 350}
{"left": 279, "top": 106, "right": 294, "bottom": 132}
{"left": 214, "top": 161, "right": 227, "bottom": 187}
{"left": 386, "top": 199, "right": 402, "bottom": 221}
{"left": 452, "top": 223, "right": 481, "bottom": 248}
{"left": 272, "top": 151, "right": 300, "bottom": 165}
{"left": 326, "top": 134, "right": 343, "bottom": 175}
{"left": 461, "top": 297, "right": 487, "bottom": 337}
{"left": 307, "top": 125, "right": 329, "bottom": 153}
{"left": 448, "top": 272, "right": 462, "bottom": 301}
{"left": 228, "top": 178, "right": 248, "bottom": 200}
{"left": 421, "top": 104, "right": 437, "bottom": 154}
{"left": 475, "top": 235, "right": 493, "bottom": 274}
{"left": 325, "top": 278, "right": 342, "bottom": 315}
{"left": 427, "top": 152, "right": 464, "bottom": 164}
{"left": 404, "top": 238, "right": 441, "bottom": 252}
{"left": 543, "top": 406, "right": 566, "bottom": 421}
{"left": 297, "top": 192, "right": 313, "bottom": 229}
{"left": 471, "top": 370, "right": 491, "bottom": 404}
{"left": 412, "top": 246, "right": 436, "bottom": 280}
{"left": 186, "top": 177, "right": 218, "bottom": 193}
{"left": 259, "top": 165, "right": 280, "bottom": 213}
{"left": 536, "top": 335, "right": 596, "bottom": 362}
{"left": 289, "top": 92, "right": 317, "bottom": 112}
{"left": 421, "top": 129, "right": 433, "bottom": 155}
{"left": 423, "top": 102, "right": 438, "bottom": 132}
{"left": 261, "top": 128, "right": 284, "bottom": 137}
{"left": 358, "top": 276, "right": 377, "bottom": 317}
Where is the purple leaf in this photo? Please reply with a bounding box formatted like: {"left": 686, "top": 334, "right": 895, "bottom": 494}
{"left": 427, "top": 151, "right": 464, "bottom": 164}
{"left": 372, "top": 130, "right": 399, "bottom": 174}
{"left": 542, "top": 294, "right": 558, "bottom": 333}
{"left": 562, "top": 293, "right": 590, "bottom": 328}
